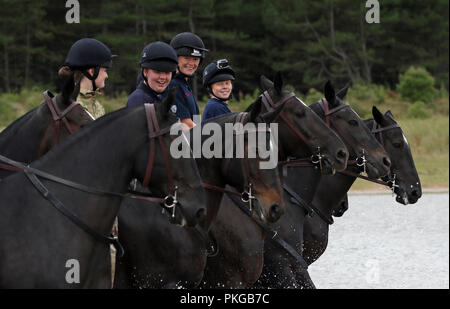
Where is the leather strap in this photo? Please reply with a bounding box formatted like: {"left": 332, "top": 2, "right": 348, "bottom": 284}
{"left": 260, "top": 91, "right": 311, "bottom": 144}
{"left": 24, "top": 169, "right": 124, "bottom": 257}
{"left": 226, "top": 191, "right": 309, "bottom": 270}
{"left": 283, "top": 183, "right": 334, "bottom": 225}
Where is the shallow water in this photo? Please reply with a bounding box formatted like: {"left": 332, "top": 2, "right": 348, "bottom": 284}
{"left": 308, "top": 192, "right": 449, "bottom": 289}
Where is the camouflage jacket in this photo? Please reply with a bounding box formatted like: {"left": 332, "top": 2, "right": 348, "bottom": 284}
{"left": 77, "top": 88, "right": 106, "bottom": 119}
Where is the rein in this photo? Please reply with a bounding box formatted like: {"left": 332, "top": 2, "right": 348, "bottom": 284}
{"left": 226, "top": 190, "right": 309, "bottom": 271}
{"left": 0, "top": 104, "right": 179, "bottom": 257}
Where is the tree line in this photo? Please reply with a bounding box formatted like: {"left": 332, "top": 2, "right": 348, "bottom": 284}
{"left": 0, "top": 0, "right": 448, "bottom": 100}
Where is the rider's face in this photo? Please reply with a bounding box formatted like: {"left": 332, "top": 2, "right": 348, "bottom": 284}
{"left": 144, "top": 69, "right": 172, "bottom": 93}
{"left": 211, "top": 80, "right": 233, "bottom": 100}
{"left": 178, "top": 56, "right": 201, "bottom": 76}
{"left": 91, "top": 67, "right": 108, "bottom": 89}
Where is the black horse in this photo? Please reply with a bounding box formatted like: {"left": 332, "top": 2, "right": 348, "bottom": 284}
{"left": 113, "top": 96, "right": 287, "bottom": 289}
{"left": 0, "top": 93, "right": 206, "bottom": 288}
{"left": 254, "top": 82, "right": 392, "bottom": 288}
{"left": 0, "top": 75, "right": 91, "bottom": 179}
{"left": 301, "top": 106, "right": 422, "bottom": 267}
{"left": 200, "top": 76, "right": 350, "bottom": 288}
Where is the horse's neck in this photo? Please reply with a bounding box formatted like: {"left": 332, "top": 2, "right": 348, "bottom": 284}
{"left": 32, "top": 108, "right": 146, "bottom": 194}
{"left": 286, "top": 166, "right": 321, "bottom": 204}
{"left": 0, "top": 104, "right": 50, "bottom": 164}
{"left": 313, "top": 173, "right": 356, "bottom": 216}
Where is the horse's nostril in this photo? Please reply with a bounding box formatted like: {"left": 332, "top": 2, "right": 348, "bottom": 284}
{"left": 269, "top": 204, "right": 283, "bottom": 221}
{"left": 196, "top": 208, "right": 206, "bottom": 220}
{"left": 383, "top": 157, "right": 391, "bottom": 168}
{"left": 337, "top": 149, "right": 347, "bottom": 159}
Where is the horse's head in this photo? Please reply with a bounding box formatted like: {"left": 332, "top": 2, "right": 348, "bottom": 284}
{"left": 133, "top": 89, "right": 206, "bottom": 227}
{"left": 310, "top": 81, "right": 391, "bottom": 179}
{"left": 214, "top": 101, "right": 285, "bottom": 223}
{"left": 371, "top": 106, "right": 422, "bottom": 204}
{"left": 258, "top": 73, "right": 348, "bottom": 174}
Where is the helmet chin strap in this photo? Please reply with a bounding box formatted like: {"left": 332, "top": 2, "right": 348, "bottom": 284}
{"left": 82, "top": 66, "right": 100, "bottom": 92}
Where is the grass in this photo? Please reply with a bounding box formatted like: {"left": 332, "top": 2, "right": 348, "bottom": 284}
{"left": 1, "top": 86, "right": 448, "bottom": 190}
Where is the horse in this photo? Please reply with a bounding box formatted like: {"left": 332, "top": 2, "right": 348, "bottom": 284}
{"left": 0, "top": 92, "right": 206, "bottom": 288}
{"left": 200, "top": 76, "right": 350, "bottom": 288}
{"left": 254, "top": 82, "right": 392, "bottom": 288}
{"left": 113, "top": 95, "right": 287, "bottom": 289}
{"left": 301, "top": 106, "right": 422, "bottom": 268}
{"left": 0, "top": 73, "right": 91, "bottom": 179}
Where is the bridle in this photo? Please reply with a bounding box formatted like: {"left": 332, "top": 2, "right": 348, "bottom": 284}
{"left": 202, "top": 112, "right": 273, "bottom": 216}
{"left": 371, "top": 119, "right": 401, "bottom": 194}
{"left": 318, "top": 98, "right": 369, "bottom": 173}
{"left": 135, "top": 103, "right": 179, "bottom": 217}
{"left": 279, "top": 97, "right": 371, "bottom": 226}
{"left": 0, "top": 103, "right": 181, "bottom": 257}
{"left": 43, "top": 90, "right": 82, "bottom": 147}
{"left": 338, "top": 119, "right": 402, "bottom": 194}
{"left": 0, "top": 91, "right": 82, "bottom": 173}
{"left": 260, "top": 90, "right": 330, "bottom": 171}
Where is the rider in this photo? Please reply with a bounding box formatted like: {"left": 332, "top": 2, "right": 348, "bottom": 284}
{"left": 201, "top": 59, "right": 235, "bottom": 122}
{"left": 126, "top": 41, "right": 178, "bottom": 107}
{"left": 168, "top": 32, "right": 209, "bottom": 129}
{"left": 62, "top": 38, "right": 116, "bottom": 119}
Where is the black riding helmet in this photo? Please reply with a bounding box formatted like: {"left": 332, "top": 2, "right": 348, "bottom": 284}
{"left": 203, "top": 59, "right": 235, "bottom": 87}
{"left": 64, "top": 38, "right": 117, "bottom": 91}
{"left": 140, "top": 41, "right": 178, "bottom": 72}
{"left": 203, "top": 59, "right": 235, "bottom": 101}
{"left": 170, "top": 32, "right": 208, "bottom": 60}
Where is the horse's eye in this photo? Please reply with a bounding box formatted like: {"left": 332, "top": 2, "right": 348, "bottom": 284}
{"left": 348, "top": 119, "right": 358, "bottom": 126}
{"left": 392, "top": 141, "right": 403, "bottom": 148}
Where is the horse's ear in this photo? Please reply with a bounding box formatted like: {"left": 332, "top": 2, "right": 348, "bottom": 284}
{"left": 260, "top": 75, "right": 274, "bottom": 92}
{"left": 336, "top": 83, "right": 349, "bottom": 100}
{"left": 247, "top": 96, "right": 262, "bottom": 123}
{"left": 159, "top": 87, "right": 177, "bottom": 118}
{"left": 324, "top": 80, "right": 336, "bottom": 106}
{"left": 261, "top": 100, "right": 286, "bottom": 124}
{"left": 385, "top": 110, "right": 395, "bottom": 119}
{"left": 372, "top": 106, "right": 385, "bottom": 125}
{"left": 274, "top": 71, "right": 283, "bottom": 95}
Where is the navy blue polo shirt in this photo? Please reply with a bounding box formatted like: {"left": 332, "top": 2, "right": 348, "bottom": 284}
{"left": 202, "top": 98, "right": 231, "bottom": 122}
{"left": 168, "top": 73, "right": 199, "bottom": 120}
{"left": 126, "top": 80, "right": 167, "bottom": 107}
